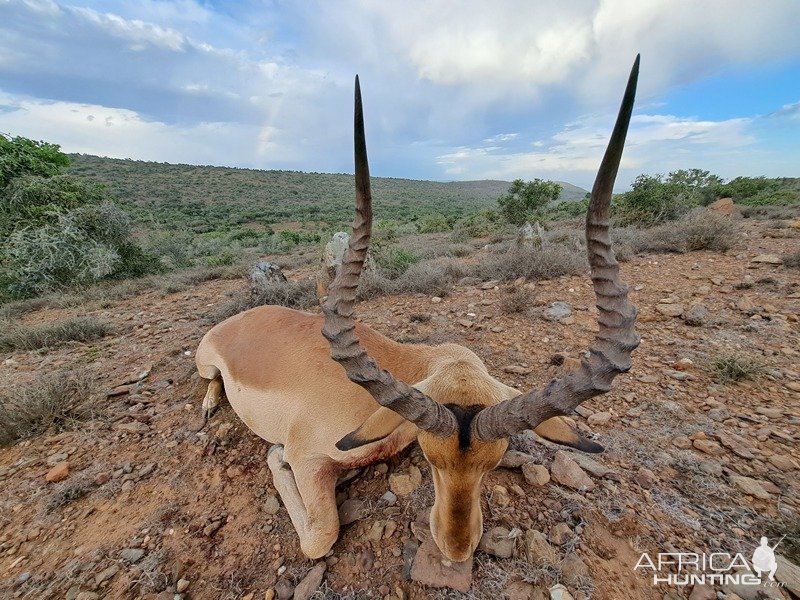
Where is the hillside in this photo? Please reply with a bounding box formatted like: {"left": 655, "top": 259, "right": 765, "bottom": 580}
{"left": 0, "top": 214, "right": 798, "bottom": 599}
{"left": 67, "top": 155, "right": 588, "bottom": 232}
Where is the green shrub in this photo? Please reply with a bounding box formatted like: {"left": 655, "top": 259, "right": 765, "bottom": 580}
{"left": 376, "top": 247, "right": 421, "bottom": 279}
{"left": 710, "top": 353, "right": 763, "bottom": 383}
{"left": 451, "top": 209, "right": 502, "bottom": 240}
{"left": 417, "top": 213, "right": 452, "bottom": 233}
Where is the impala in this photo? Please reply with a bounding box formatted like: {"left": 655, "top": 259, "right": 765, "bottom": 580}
{"left": 196, "top": 56, "right": 640, "bottom": 561}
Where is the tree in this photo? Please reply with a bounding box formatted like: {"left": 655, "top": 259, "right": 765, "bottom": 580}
{"left": 0, "top": 135, "right": 157, "bottom": 298}
{"left": 0, "top": 135, "right": 70, "bottom": 189}
{"left": 497, "top": 178, "right": 562, "bottom": 225}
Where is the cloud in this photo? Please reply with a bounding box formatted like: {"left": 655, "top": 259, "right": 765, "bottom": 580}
{"left": 436, "top": 112, "right": 755, "bottom": 188}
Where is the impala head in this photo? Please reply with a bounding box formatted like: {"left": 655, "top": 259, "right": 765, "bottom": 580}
{"left": 322, "top": 59, "right": 641, "bottom": 562}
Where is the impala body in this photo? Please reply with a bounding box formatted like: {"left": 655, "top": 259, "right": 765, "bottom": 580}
{"left": 197, "top": 58, "right": 641, "bottom": 562}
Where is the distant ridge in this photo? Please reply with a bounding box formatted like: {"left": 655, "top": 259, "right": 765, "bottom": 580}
{"left": 68, "top": 154, "right": 588, "bottom": 231}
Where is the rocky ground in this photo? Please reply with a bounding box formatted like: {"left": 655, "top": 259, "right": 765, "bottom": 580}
{"left": 0, "top": 218, "right": 798, "bottom": 600}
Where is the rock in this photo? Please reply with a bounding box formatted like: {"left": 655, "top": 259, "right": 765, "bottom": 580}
{"left": 120, "top": 548, "right": 145, "bottom": 563}
{"left": 503, "top": 365, "right": 534, "bottom": 375}
{"left": 768, "top": 454, "right": 797, "bottom": 471}
{"left": 250, "top": 261, "right": 287, "bottom": 287}
{"left": 410, "top": 537, "right": 472, "bottom": 592}
{"left": 683, "top": 303, "right": 708, "bottom": 326}
{"left": 176, "top": 579, "right": 190, "bottom": 593}
{"left": 293, "top": 562, "right": 326, "bottom": 600}
{"left": 338, "top": 499, "right": 365, "bottom": 526}
{"left": 672, "top": 358, "right": 694, "bottom": 371}
{"left": 692, "top": 439, "right": 724, "bottom": 456}
{"left": 203, "top": 520, "right": 223, "bottom": 536}
{"left": 549, "top": 584, "right": 575, "bottom": 600}
{"left": 500, "top": 450, "right": 535, "bottom": 469}
{"left": 522, "top": 463, "right": 550, "bottom": 486}
{"left": 491, "top": 485, "right": 511, "bottom": 507}
{"left": 709, "top": 197, "right": 735, "bottom": 215}
{"left": 587, "top": 411, "right": 612, "bottom": 426}
{"left": 566, "top": 453, "right": 614, "bottom": 478}
{"left": 481, "top": 279, "right": 501, "bottom": 290}
{"left": 655, "top": 303, "right": 684, "bottom": 317}
{"left": 478, "top": 527, "right": 514, "bottom": 559}
{"left": 550, "top": 451, "right": 595, "bottom": 492}
{"left": 263, "top": 494, "right": 281, "bottom": 515}
{"left": 389, "top": 465, "right": 422, "bottom": 496}
{"left": 544, "top": 302, "right": 572, "bottom": 321}
{"left": 380, "top": 491, "right": 397, "bottom": 505}
{"left": 737, "top": 296, "right": 756, "bottom": 312}
{"left": 672, "top": 436, "right": 692, "bottom": 449}
{"left": 75, "top": 593, "right": 99, "bottom": 600}
{"left": 274, "top": 579, "right": 294, "bottom": 600}
{"left": 633, "top": 467, "right": 658, "bottom": 489}
{"left": 367, "top": 521, "right": 385, "bottom": 543}
{"left": 46, "top": 462, "right": 70, "bottom": 482}
{"left": 776, "top": 555, "right": 800, "bottom": 597}
{"left": 548, "top": 522, "right": 573, "bottom": 546}
{"left": 730, "top": 476, "right": 772, "bottom": 500}
{"left": 560, "top": 553, "right": 589, "bottom": 586}
{"left": 755, "top": 407, "right": 783, "bottom": 419}
{"left": 525, "top": 529, "right": 555, "bottom": 564}
{"left": 707, "top": 407, "right": 729, "bottom": 421}
{"left": 751, "top": 254, "right": 783, "bottom": 265}
{"left": 716, "top": 432, "right": 755, "bottom": 459}
{"left": 785, "top": 381, "right": 800, "bottom": 393}
{"left": 113, "top": 421, "right": 150, "bottom": 434}
{"left": 95, "top": 565, "right": 119, "bottom": 585}
{"left": 688, "top": 584, "right": 716, "bottom": 600}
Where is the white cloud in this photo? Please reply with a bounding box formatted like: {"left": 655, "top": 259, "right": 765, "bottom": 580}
{"left": 436, "top": 111, "right": 756, "bottom": 188}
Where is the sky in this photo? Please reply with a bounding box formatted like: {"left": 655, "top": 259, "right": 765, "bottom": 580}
{"left": 0, "top": 0, "right": 799, "bottom": 191}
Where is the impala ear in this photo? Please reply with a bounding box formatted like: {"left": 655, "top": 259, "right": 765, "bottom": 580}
{"left": 534, "top": 416, "right": 604, "bottom": 453}
{"left": 335, "top": 407, "right": 409, "bottom": 451}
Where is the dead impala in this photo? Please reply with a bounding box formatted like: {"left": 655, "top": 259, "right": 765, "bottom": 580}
{"left": 196, "top": 56, "right": 640, "bottom": 561}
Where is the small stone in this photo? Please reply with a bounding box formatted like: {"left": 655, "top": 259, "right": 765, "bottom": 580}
{"left": 176, "top": 579, "right": 190, "bottom": 593}
{"left": 263, "top": 495, "right": 281, "bottom": 515}
{"left": 525, "top": 529, "right": 555, "bottom": 564}
{"left": 500, "top": 450, "right": 535, "bottom": 469}
{"left": 730, "top": 476, "right": 772, "bottom": 500}
{"left": 522, "top": 463, "right": 550, "bottom": 486}
{"left": 692, "top": 439, "right": 724, "bottom": 455}
{"left": 785, "top": 382, "right": 800, "bottom": 393}
{"left": 656, "top": 303, "right": 685, "bottom": 317}
{"left": 769, "top": 455, "right": 797, "bottom": 471}
{"left": 587, "top": 411, "right": 612, "bottom": 426}
{"left": 95, "top": 565, "right": 119, "bottom": 585}
{"left": 389, "top": 465, "right": 422, "bottom": 496}
{"left": 633, "top": 467, "right": 657, "bottom": 489}
{"left": 478, "top": 526, "right": 514, "bottom": 559}
{"left": 47, "top": 452, "right": 69, "bottom": 465}
{"left": 491, "top": 485, "right": 511, "bottom": 507}
{"left": 46, "top": 462, "right": 70, "bottom": 482}
{"left": 368, "top": 521, "right": 385, "bottom": 544}
{"left": 293, "top": 562, "right": 326, "bottom": 600}
{"left": 755, "top": 407, "right": 783, "bottom": 419}
{"left": 548, "top": 522, "right": 573, "bottom": 546}
{"left": 698, "top": 461, "right": 723, "bottom": 476}
{"left": 672, "top": 436, "right": 692, "bottom": 449}
{"left": 717, "top": 432, "right": 755, "bottom": 459}
{"left": 549, "top": 583, "right": 575, "bottom": 600}
{"left": 120, "top": 548, "right": 145, "bottom": 563}
{"left": 113, "top": 421, "right": 150, "bottom": 434}
{"left": 707, "top": 407, "right": 729, "bottom": 422}
{"left": 410, "top": 537, "right": 472, "bottom": 592}
{"left": 338, "top": 499, "right": 365, "bottom": 526}
{"left": 274, "top": 579, "right": 294, "bottom": 600}
{"left": 550, "top": 451, "right": 595, "bottom": 492}
{"left": 672, "top": 358, "right": 694, "bottom": 371}
{"left": 683, "top": 303, "right": 708, "bottom": 326}
{"left": 544, "top": 302, "right": 572, "bottom": 321}
{"left": 503, "top": 365, "right": 534, "bottom": 375}
{"left": 203, "top": 520, "right": 223, "bottom": 536}
{"left": 380, "top": 491, "right": 397, "bottom": 506}
{"left": 751, "top": 254, "right": 783, "bottom": 264}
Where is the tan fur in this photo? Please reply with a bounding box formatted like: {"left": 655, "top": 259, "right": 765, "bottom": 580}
{"left": 197, "top": 304, "right": 593, "bottom": 559}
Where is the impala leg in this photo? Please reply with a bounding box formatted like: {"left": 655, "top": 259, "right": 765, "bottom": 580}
{"left": 267, "top": 444, "right": 340, "bottom": 559}
{"left": 201, "top": 374, "right": 224, "bottom": 420}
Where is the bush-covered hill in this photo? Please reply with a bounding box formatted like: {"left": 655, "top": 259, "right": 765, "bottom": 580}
{"left": 68, "top": 154, "right": 587, "bottom": 233}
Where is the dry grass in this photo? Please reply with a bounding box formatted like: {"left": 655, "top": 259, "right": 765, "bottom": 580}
{"left": 0, "top": 316, "right": 111, "bottom": 352}
{"left": 500, "top": 288, "right": 532, "bottom": 314}
{"left": 0, "top": 368, "right": 97, "bottom": 446}
{"left": 632, "top": 210, "right": 737, "bottom": 254}
{"left": 43, "top": 477, "right": 94, "bottom": 513}
{"left": 470, "top": 243, "right": 585, "bottom": 282}
{"left": 710, "top": 353, "right": 764, "bottom": 383}
{"left": 209, "top": 278, "right": 318, "bottom": 324}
